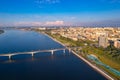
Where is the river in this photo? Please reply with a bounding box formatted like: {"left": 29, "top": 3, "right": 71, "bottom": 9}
{"left": 0, "top": 30, "right": 107, "bottom": 80}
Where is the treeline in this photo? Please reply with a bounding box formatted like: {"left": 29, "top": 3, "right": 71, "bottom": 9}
{"left": 48, "top": 33, "right": 84, "bottom": 47}
{"left": 105, "top": 45, "right": 120, "bottom": 59}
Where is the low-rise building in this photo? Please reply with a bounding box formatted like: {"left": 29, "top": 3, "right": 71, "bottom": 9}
{"left": 114, "top": 40, "right": 120, "bottom": 48}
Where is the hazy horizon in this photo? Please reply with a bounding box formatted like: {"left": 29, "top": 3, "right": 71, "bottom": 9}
{"left": 0, "top": 0, "right": 120, "bottom": 27}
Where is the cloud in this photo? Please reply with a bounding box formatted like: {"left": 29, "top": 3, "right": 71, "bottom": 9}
{"left": 77, "top": 19, "right": 120, "bottom": 27}
{"left": 70, "top": 17, "right": 77, "bottom": 20}
{"left": 45, "top": 20, "right": 64, "bottom": 26}
{"left": 35, "top": 0, "right": 60, "bottom": 4}
{"left": 13, "top": 20, "right": 64, "bottom": 26}
{"left": 35, "top": 0, "right": 60, "bottom": 8}
{"left": 14, "top": 22, "right": 42, "bottom": 26}
{"left": 0, "top": 24, "right": 3, "bottom": 26}
{"left": 110, "top": 0, "right": 120, "bottom": 3}
{"left": 100, "top": 0, "right": 120, "bottom": 4}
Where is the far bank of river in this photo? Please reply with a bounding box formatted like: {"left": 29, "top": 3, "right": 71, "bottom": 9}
{"left": 0, "top": 30, "right": 4, "bottom": 34}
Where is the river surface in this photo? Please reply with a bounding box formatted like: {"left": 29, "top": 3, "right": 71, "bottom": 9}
{"left": 0, "top": 30, "right": 107, "bottom": 80}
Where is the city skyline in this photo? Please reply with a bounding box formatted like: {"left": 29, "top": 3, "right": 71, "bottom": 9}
{"left": 0, "top": 0, "right": 120, "bottom": 27}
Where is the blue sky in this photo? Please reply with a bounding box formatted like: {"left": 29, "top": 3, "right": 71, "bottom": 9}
{"left": 0, "top": 0, "right": 120, "bottom": 26}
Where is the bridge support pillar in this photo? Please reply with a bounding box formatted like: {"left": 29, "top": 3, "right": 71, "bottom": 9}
{"left": 63, "top": 49, "right": 65, "bottom": 53}
{"left": 9, "top": 55, "right": 11, "bottom": 60}
{"left": 51, "top": 50, "right": 54, "bottom": 55}
{"left": 31, "top": 52, "right": 34, "bottom": 57}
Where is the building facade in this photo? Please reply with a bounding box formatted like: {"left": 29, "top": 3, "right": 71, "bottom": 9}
{"left": 114, "top": 40, "right": 120, "bottom": 48}
{"left": 98, "top": 35, "right": 108, "bottom": 48}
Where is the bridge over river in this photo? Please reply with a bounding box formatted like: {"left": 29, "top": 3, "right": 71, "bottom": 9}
{"left": 0, "top": 47, "right": 81, "bottom": 60}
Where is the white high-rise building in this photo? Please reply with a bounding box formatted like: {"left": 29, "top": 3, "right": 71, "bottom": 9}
{"left": 98, "top": 35, "right": 108, "bottom": 48}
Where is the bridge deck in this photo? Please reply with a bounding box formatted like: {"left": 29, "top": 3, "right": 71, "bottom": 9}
{"left": 0, "top": 47, "right": 81, "bottom": 58}
{"left": 0, "top": 48, "right": 67, "bottom": 57}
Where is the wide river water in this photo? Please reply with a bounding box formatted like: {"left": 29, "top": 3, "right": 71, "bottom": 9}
{"left": 0, "top": 30, "right": 107, "bottom": 80}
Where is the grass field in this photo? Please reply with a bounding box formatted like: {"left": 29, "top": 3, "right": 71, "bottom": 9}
{"left": 47, "top": 32, "right": 120, "bottom": 79}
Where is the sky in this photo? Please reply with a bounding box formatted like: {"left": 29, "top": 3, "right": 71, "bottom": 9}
{"left": 0, "top": 0, "right": 120, "bottom": 27}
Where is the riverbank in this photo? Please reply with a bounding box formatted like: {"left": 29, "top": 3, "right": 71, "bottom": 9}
{"left": 72, "top": 51, "right": 114, "bottom": 80}
{"left": 44, "top": 33, "right": 114, "bottom": 80}
{"left": 43, "top": 32, "right": 66, "bottom": 47}
{"left": 0, "top": 30, "right": 4, "bottom": 34}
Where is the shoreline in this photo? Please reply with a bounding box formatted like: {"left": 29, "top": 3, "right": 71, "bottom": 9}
{"left": 72, "top": 51, "right": 114, "bottom": 80}
{"left": 43, "top": 33, "right": 66, "bottom": 47}
{"left": 45, "top": 33, "right": 114, "bottom": 80}
{"left": 0, "top": 30, "right": 4, "bottom": 34}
